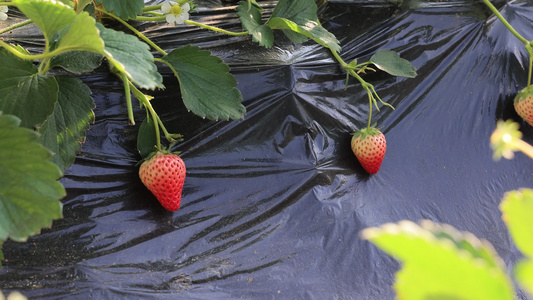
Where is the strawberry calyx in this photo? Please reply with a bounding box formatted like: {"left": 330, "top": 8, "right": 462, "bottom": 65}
{"left": 352, "top": 125, "right": 382, "bottom": 140}
{"left": 137, "top": 147, "right": 182, "bottom": 166}
{"left": 514, "top": 86, "right": 533, "bottom": 104}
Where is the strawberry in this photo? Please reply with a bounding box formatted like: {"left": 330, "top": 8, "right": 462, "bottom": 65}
{"left": 514, "top": 86, "right": 533, "bottom": 127}
{"left": 351, "top": 127, "right": 386, "bottom": 174}
{"left": 139, "top": 151, "right": 186, "bottom": 211}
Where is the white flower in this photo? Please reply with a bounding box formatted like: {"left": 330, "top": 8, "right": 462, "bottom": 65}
{"left": 0, "top": 6, "right": 8, "bottom": 21}
{"left": 161, "top": 1, "right": 190, "bottom": 25}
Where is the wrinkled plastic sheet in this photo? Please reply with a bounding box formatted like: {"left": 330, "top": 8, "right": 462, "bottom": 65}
{"left": 2, "top": 0, "right": 533, "bottom": 299}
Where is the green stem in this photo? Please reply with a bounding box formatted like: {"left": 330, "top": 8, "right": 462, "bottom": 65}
{"left": 142, "top": 11, "right": 164, "bottom": 17}
{"left": 0, "top": 19, "right": 32, "bottom": 35}
{"left": 482, "top": 0, "right": 529, "bottom": 45}
{"left": 512, "top": 138, "right": 533, "bottom": 160}
{"left": 121, "top": 73, "right": 135, "bottom": 125}
{"left": 95, "top": 7, "right": 168, "bottom": 56}
{"left": 330, "top": 49, "right": 396, "bottom": 128}
{"left": 367, "top": 89, "right": 373, "bottom": 129}
{"left": 157, "top": 117, "right": 183, "bottom": 142}
{"left": 482, "top": 0, "right": 533, "bottom": 88}
{"left": 38, "top": 57, "right": 52, "bottom": 75}
{"left": 136, "top": 15, "right": 166, "bottom": 22}
{"left": 130, "top": 82, "right": 161, "bottom": 149}
{"left": 0, "top": 39, "right": 55, "bottom": 60}
{"left": 526, "top": 44, "right": 533, "bottom": 87}
{"left": 0, "top": 2, "right": 14, "bottom": 5}
{"left": 142, "top": 4, "right": 162, "bottom": 12}
{"left": 350, "top": 61, "right": 373, "bottom": 71}
{"left": 330, "top": 49, "right": 349, "bottom": 69}
{"left": 130, "top": 83, "right": 182, "bottom": 143}
{"left": 148, "top": 102, "right": 161, "bottom": 150}
{"left": 184, "top": 20, "right": 249, "bottom": 36}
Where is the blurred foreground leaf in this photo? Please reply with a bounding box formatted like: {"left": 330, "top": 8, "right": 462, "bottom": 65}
{"left": 500, "top": 189, "right": 533, "bottom": 296}
{"left": 516, "top": 260, "right": 533, "bottom": 297}
{"left": 501, "top": 189, "right": 533, "bottom": 257}
{"left": 361, "top": 220, "right": 514, "bottom": 300}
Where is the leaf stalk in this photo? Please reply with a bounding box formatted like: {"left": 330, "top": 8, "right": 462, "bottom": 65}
{"left": 330, "top": 49, "right": 394, "bottom": 129}
{"left": 184, "top": 20, "right": 249, "bottom": 36}
{"left": 0, "top": 19, "right": 32, "bottom": 35}
{"left": 95, "top": 7, "right": 168, "bottom": 56}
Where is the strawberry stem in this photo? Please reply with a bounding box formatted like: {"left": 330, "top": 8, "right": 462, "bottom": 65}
{"left": 95, "top": 7, "right": 168, "bottom": 56}
{"left": 481, "top": 0, "right": 529, "bottom": 46}
{"left": 526, "top": 45, "right": 533, "bottom": 87}
{"left": 0, "top": 19, "right": 32, "bottom": 35}
{"left": 121, "top": 72, "right": 135, "bottom": 125}
{"left": 155, "top": 114, "right": 183, "bottom": 143}
{"left": 184, "top": 20, "right": 250, "bottom": 37}
{"left": 367, "top": 89, "right": 373, "bottom": 129}
{"left": 482, "top": 0, "right": 533, "bottom": 88}
{"left": 128, "top": 82, "right": 161, "bottom": 150}
{"left": 330, "top": 49, "right": 394, "bottom": 129}
{"left": 511, "top": 138, "right": 533, "bottom": 160}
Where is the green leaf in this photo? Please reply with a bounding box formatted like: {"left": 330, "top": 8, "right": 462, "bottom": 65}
{"left": 38, "top": 76, "right": 95, "bottom": 172}
{"left": 370, "top": 49, "right": 417, "bottom": 78}
{"left": 501, "top": 189, "right": 533, "bottom": 298}
{"left": 515, "top": 259, "right": 533, "bottom": 297}
{"left": 360, "top": 220, "right": 515, "bottom": 300}
{"left": 270, "top": 0, "right": 318, "bottom": 24}
{"left": 53, "top": 12, "right": 105, "bottom": 55}
{"left": 57, "top": 0, "right": 73, "bottom": 5}
{"left": 50, "top": 51, "right": 104, "bottom": 74}
{"left": 161, "top": 45, "right": 245, "bottom": 121}
{"left": 280, "top": 28, "right": 309, "bottom": 44}
{"left": 14, "top": 0, "right": 76, "bottom": 42}
{"left": 76, "top": 0, "right": 93, "bottom": 14}
{"left": 265, "top": 0, "right": 340, "bottom": 51}
{"left": 0, "top": 48, "right": 58, "bottom": 129}
{"left": 96, "top": 24, "right": 164, "bottom": 90}
{"left": 95, "top": 0, "right": 144, "bottom": 20}
{"left": 266, "top": 17, "right": 340, "bottom": 52}
{"left": 236, "top": 1, "right": 274, "bottom": 47}
{"left": 0, "top": 113, "right": 64, "bottom": 245}
{"left": 500, "top": 189, "right": 533, "bottom": 258}
{"left": 137, "top": 115, "right": 158, "bottom": 159}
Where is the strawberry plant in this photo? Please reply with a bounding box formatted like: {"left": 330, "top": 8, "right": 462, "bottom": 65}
{"left": 359, "top": 2, "right": 533, "bottom": 296}
{"left": 0, "top": 0, "right": 415, "bottom": 266}
{"left": 481, "top": 0, "right": 533, "bottom": 127}
{"left": 334, "top": 49, "right": 416, "bottom": 174}
{"left": 361, "top": 120, "right": 533, "bottom": 299}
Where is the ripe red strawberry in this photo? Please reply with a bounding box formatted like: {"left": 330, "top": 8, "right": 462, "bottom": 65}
{"left": 139, "top": 151, "right": 186, "bottom": 211}
{"left": 514, "top": 87, "right": 533, "bottom": 127}
{"left": 351, "top": 127, "right": 386, "bottom": 174}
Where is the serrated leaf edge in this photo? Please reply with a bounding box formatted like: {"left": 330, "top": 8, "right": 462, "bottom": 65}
{"left": 360, "top": 219, "right": 507, "bottom": 270}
